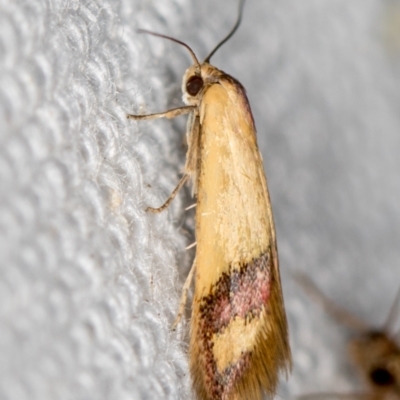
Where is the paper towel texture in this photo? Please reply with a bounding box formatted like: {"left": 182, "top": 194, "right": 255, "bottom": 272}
{"left": 1, "top": 0, "right": 400, "bottom": 399}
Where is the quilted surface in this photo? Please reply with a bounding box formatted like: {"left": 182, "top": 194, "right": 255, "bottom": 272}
{"left": 1, "top": 0, "right": 399, "bottom": 399}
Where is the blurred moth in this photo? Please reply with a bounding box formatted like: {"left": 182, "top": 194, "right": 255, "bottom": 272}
{"left": 128, "top": 1, "right": 291, "bottom": 399}
{"left": 296, "top": 273, "right": 400, "bottom": 400}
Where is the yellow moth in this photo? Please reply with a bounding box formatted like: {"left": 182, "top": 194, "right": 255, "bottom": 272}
{"left": 128, "top": 2, "right": 292, "bottom": 399}
{"left": 296, "top": 273, "right": 400, "bottom": 400}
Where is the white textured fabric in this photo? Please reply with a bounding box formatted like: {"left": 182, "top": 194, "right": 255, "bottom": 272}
{"left": 1, "top": 0, "right": 400, "bottom": 399}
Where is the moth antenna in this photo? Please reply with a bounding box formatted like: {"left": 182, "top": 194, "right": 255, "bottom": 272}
{"left": 137, "top": 29, "right": 200, "bottom": 66}
{"left": 204, "top": 0, "right": 246, "bottom": 63}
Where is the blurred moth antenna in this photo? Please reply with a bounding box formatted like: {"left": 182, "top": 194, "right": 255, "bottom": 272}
{"left": 294, "top": 271, "right": 369, "bottom": 332}
{"left": 384, "top": 287, "right": 400, "bottom": 336}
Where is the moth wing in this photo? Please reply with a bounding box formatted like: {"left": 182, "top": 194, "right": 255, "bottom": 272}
{"left": 190, "top": 76, "right": 290, "bottom": 400}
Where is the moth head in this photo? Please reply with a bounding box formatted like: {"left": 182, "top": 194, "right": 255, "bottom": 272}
{"left": 137, "top": 0, "right": 245, "bottom": 105}
{"left": 182, "top": 63, "right": 226, "bottom": 105}
{"left": 182, "top": 0, "right": 245, "bottom": 105}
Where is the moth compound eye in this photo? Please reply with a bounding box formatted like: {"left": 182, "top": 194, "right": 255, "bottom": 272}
{"left": 186, "top": 75, "right": 204, "bottom": 96}
{"left": 369, "top": 367, "right": 395, "bottom": 387}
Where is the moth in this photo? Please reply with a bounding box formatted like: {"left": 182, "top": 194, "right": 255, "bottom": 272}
{"left": 128, "top": 2, "right": 291, "bottom": 399}
{"left": 296, "top": 273, "right": 400, "bottom": 400}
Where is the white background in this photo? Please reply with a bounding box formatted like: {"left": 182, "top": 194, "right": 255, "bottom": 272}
{"left": 1, "top": 0, "right": 400, "bottom": 399}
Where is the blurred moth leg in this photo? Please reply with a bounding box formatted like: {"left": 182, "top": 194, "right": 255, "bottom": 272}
{"left": 294, "top": 271, "right": 368, "bottom": 332}
{"left": 173, "top": 258, "right": 196, "bottom": 330}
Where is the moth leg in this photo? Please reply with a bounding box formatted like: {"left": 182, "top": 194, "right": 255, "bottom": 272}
{"left": 146, "top": 174, "right": 189, "bottom": 213}
{"left": 127, "top": 105, "right": 196, "bottom": 120}
{"left": 185, "top": 241, "right": 197, "bottom": 250}
{"left": 185, "top": 203, "right": 197, "bottom": 211}
{"left": 294, "top": 271, "right": 368, "bottom": 332}
{"left": 172, "top": 258, "right": 196, "bottom": 330}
